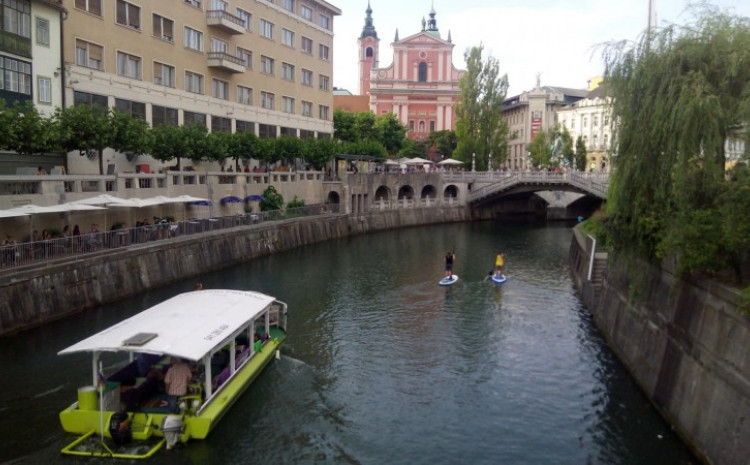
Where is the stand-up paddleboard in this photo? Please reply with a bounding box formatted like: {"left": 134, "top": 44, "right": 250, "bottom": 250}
{"left": 491, "top": 274, "right": 507, "bottom": 284}
{"left": 439, "top": 275, "right": 459, "bottom": 286}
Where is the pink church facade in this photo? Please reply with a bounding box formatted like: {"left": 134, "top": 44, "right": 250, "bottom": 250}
{"left": 358, "top": 5, "right": 465, "bottom": 142}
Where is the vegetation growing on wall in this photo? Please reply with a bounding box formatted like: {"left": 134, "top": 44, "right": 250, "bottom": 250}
{"left": 603, "top": 5, "right": 750, "bottom": 286}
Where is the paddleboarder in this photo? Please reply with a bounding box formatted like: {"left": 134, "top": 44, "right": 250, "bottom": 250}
{"left": 444, "top": 251, "right": 455, "bottom": 278}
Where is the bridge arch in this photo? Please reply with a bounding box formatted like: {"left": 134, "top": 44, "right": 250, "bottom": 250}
{"left": 421, "top": 185, "right": 437, "bottom": 199}
{"left": 443, "top": 184, "right": 459, "bottom": 199}
{"left": 326, "top": 191, "right": 340, "bottom": 205}
{"left": 398, "top": 185, "right": 414, "bottom": 200}
{"left": 375, "top": 185, "right": 391, "bottom": 201}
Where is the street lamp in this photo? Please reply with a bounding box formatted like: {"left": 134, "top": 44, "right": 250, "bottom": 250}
{"left": 471, "top": 152, "right": 476, "bottom": 172}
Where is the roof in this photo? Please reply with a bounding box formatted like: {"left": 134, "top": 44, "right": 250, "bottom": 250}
{"left": 58, "top": 290, "right": 277, "bottom": 361}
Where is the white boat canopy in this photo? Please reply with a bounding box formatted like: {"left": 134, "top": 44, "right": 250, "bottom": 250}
{"left": 58, "top": 290, "right": 277, "bottom": 362}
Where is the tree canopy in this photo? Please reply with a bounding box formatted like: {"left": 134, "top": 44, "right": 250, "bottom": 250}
{"left": 602, "top": 5, "right": 750, "bottom": 282}
{"left": 454, "top": 45, "right": 510, "bottom": 170}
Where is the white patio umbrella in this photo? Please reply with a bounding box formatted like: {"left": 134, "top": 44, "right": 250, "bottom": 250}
{"left": 437, "top": 158, "right": 465, "bottom": 166}
{"left": 4, "top": 204, "right": 106, "bottom": 239}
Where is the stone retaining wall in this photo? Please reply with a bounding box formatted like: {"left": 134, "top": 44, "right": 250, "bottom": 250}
{"left": 570, "top": 230, "right": 750, "bottom": 465}
{"left": 0, "top": 206, "right": 470, "bottom": 336}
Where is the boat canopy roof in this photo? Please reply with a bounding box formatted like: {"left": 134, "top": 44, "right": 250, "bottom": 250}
{"left": 58, "top": 290, "right": 277, "bottom": 362}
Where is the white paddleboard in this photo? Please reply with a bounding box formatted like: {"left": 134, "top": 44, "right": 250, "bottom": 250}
{"left": 439, "top": 275, "right": 459, "bottom": 286}
{"left": 491, "top": 274, "right": 507, "bottom": 284}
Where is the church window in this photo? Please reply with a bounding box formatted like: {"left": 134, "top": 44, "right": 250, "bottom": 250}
{"left": 418, "top": 62, "right": 427, "bottom": 82}
{"left": 366, "top": 47, "right": 373, "bottom": 58}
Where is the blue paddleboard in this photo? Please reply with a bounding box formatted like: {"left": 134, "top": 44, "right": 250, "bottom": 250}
{"left": 491, "top": 274, "right": 507, "bottom": 284}
{"left": 439, "top": 275, "right": 459, "bottom": 286}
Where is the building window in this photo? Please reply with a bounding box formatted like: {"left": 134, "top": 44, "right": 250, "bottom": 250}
{"left": 300, "top": 5, "right": 312, "bottom": 21}
{"left": 593, "top": 115, "right": 599, "bottom": 128}
{"left": 319, "top": 44, "right": 329, "bottom": 61}
{"left": 212, "top": 115, "right": 231, "bottom": 132}
{"left": 73, "top": 90, "right": 107, "bottom": 108}
{"left": 236, "top": 8, "right": 251, "bottom": 30}
{"left": 75, "top": 39, "right": 103, "bottom": 70}
{"left": 36, "top": 17, "right": 49, "bottom": 45}
{"left": 183, "top": 0, "right": 202, "bottom": 8}
{"left": 281, "top": 28, "right": 294, "bottom": 47}
{"left": 429, "top": 120, "right": 435, "bottom": 132}
{"left": 210, "top": 0, "right": 227, "bottom": 10}
{"left": 258, "top": 123, "right": 276, "bottom": 138}
{"left": 184, "top": 27, "right": 203, "bottom": 51}
{"left": 260, "top": 91, "right": 274, "bottom": 110}
{"left": 366, "top": 47, "right": 373, "bottom": 58}
{"left": 418, "top": 62, "right": 427, "bottom": 82}
{"left": 114, "top": 98, "right": 146, "bottom": 119}
{"left": 75, "top": 0, "right": 102, "bottom": 15}
{"left": 211, "top": 78, "right": 228, "bottom": 100}
{"left": 319, "top": 105, "right": 329, "bottom": 120}
{"left": 185, "top": 71, "right": 203, "bottom": 94}
{"left": 37, "top": 76, "right": 51, "bottom": 103}
{"left": 116, "top": 51, "right": 141, "bottom": 79}
{"left": 419, "top": 121, "right": 425, "bottom": 133}
{"left": 582, "top": 115, "right": 588, "bottom": 128}
{"left": 301, "top": 68, "right": 312, "bottom": 86}
{"left": 153, "top": 62, "right": 175, "bottom": 87}
{"left": 152, "top": 105, "right": 178, "bottom": 126}
{"left": 260, "top": 55, "right": 274, "bottom": 75}
{"left": 301, "top": 36, "right": 312, "bottom": 54}
{"left": 237, "top": 85, "right": 252, "bottom": 105}
{"left": 116, "top": 0, "right": 141, "bottom": 30}
{"left": 152, "top": 14, "right": 174, "bottom": 42}
{"left": 259, "top": 19, "right": 273, "bottom": 39}
{"left": 318, "top": 14, "right": 330, "bottom": 30}
{"left": 281, "top": 0, "right": 294, "bottom": 12}
{"left": 301, "top": 100, "right": 312, "bottom": 117}
{"left": 319, "top": 74, "right": 329, "bottom": 91}
{"left": 4, "top": 0, "right": 31, "bottom": 38}
{"left": 211, "top": 37, "right": 228, "bottom": 53}
{"left": 236, "top": 47, "right": 252, "bottom": 68}
{"left": 409, "top": 120, "right": 414, "bottom": 131}
{"left": 236, "top": 120, "right": 254, "bottom": 132}
{"left": 281, "top": 62, "right": 294, "bottom": 81}
{"left": 282, "top": 96, "right": 294, "bottom": 114}
{"left": 184, "top": 111, "right": 206, "bottom": 127}
{"left": 604, "top": 114, "right": 609, "bottom": 126}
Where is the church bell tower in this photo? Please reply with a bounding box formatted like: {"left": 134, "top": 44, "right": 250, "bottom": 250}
{"left": 358, "top": 2, "right": 379, "bottom": 95}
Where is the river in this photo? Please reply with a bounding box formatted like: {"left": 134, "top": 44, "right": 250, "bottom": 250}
{"left": 0, "top": 221, "right": 698, "bottom": 464}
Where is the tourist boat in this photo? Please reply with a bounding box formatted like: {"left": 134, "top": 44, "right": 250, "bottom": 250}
{"left": 57, "top": 289, "right": 288, "bottom": 459}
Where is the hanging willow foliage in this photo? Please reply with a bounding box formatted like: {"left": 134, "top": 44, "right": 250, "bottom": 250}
{"left": 602, "top": 4, "right": 750, "bottom": 281}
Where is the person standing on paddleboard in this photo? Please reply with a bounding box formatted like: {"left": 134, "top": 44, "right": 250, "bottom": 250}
{"left": 494, "top": 251, "right": 505, "bottom": 278}
{"left": 444, "top": 251, "right": 455, "bottom": 278}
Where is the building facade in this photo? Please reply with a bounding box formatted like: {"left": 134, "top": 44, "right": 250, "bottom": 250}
{"left": 556, "top": 83, "right": 612, "bottom": 171}
{"left": 502, "top": 78, "right": 588, "bottom": 170}
{"left": 359, "top": 5, "right": 464, "bottom": 142}
{"left": 63, "top": 0, "right": 340, "bottom": 173}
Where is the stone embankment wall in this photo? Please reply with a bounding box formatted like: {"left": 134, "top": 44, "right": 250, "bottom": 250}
{"left": 569, "top": 229, "right": 750, "bottom": 465}
{"left": 0, "top": 206, "right": 469, "bottom": 336}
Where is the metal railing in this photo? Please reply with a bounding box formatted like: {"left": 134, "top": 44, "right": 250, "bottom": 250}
{"left": 0, "top": 203, "right": 340, "bottom": 270}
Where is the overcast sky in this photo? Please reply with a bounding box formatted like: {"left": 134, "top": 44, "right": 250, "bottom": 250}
{"left": 332, "top": 0, "right": 750, "bottom": 96}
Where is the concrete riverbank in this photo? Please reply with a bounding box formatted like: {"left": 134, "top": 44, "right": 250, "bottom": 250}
{"left": 0, "top": 206, "right": 469, "bottom": 336}
{"left": 569, "top": 228, "right": 750, "bottom": 465}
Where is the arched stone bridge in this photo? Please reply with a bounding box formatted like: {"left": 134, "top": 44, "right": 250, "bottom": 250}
{"left": 443, "top": 171, "right": 609, "bottom": 206}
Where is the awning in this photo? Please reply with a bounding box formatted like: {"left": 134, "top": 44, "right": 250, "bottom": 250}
{"left": 220, "top": 195, "right": 242, "bottom": 204}
{"left": 244, "top": 195, "right": 265, "bottom": 202}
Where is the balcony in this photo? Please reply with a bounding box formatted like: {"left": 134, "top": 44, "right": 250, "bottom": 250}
{"left": 206, "top": 10, "right": 246, "bottom": 35}
{"left": 207, "top": 52, "right": 245, "bottom": 73}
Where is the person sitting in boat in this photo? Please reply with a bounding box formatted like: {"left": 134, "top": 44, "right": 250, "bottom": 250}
{"left": 494, "top": 252, "right": 505, "bottom": 278}
{"left": 164, "top": 357, "right": 192, "bottom": 413}
{"left": 109, "top": 404, "right": 132, "bottom": 446}
{"left": 444, "top": 251, "right": 455, "bottom": 278}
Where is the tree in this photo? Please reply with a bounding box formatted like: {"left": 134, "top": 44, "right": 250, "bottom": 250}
{"left": 603, "top": 5, "right": 750, "bottom": 280}
{"left": 150, "top": 124, "right": 186, "bottom": 170}
{"left": 202, "top": 131, "right": 230, "bottom": 166}
{"left": 374, "top": 113, "right": 406, "bottom": 155}
{"left": 428, "top": 130, "right": 457, "bottom": 161}
{"left": 56, "top": 104, "right": 112, "bottom": 174}
{"left": 180, "top": 123, "right": 209, "bottom": 164}
{"left": 227, "top": 130, "right": 259, "bottom": 169}
{"left": 574, "top": 136, "right": 588, "bottom": 171}
{"left": 275, "top": 136, "right": 303, "bottom": 168}
{"left": 11, "top": 102, "right": 59, "bottom": 156}
{"left": 260, "top": 185, "right": 284, "bottom": 211}
{"left": 304, "top": 137, "right": 338, "bottom": 170}
{"left": 454, "top": 45, "right": 510, "bottom": 170}
{"left": 0, "top": 100, "right": 16, "bottom": 151}
{"left": 528, "top": 128, "right": 553, "bottom": 169}
{"left": 110, "top": 110, "right": 151, "bottom": 162}
{"left": 333, "top": 109, "right": 357, "bottom": 142}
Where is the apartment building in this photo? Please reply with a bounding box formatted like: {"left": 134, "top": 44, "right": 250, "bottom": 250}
{"left": 556, "top": 84, "right": 612, "bottom": 172}
{"left": 63, "top": 0, "right": 340, "bottom": 173}
{"left": 502, "top": 80, "right": 588, "bottom": 170}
